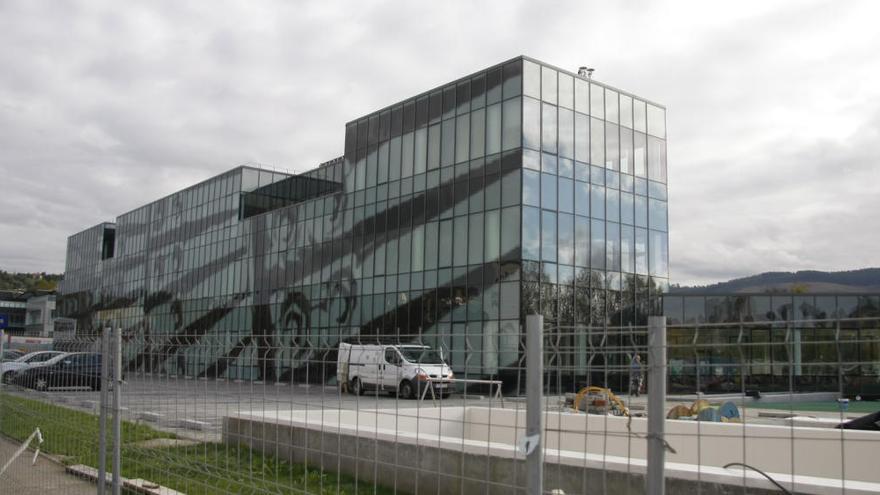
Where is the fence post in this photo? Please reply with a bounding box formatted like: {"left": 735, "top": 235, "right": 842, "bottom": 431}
{"left": 98, "top": 327, "right": 111, "bottom": 494}
{"left": 0, "top": 330, "right": 5, "bottom": 435}
{"left": 647, "top": 316, "right": 667, "bottom": 495}
{"left": 112, "top": 327, "right": 122, "bottom": 495}
{"left": 526, "top": 314, "right": 543, "bottom": 495}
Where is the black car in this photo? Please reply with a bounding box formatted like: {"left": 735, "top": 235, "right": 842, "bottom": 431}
{"left": 13, "top": 352, "right": 102, "bottom": 391}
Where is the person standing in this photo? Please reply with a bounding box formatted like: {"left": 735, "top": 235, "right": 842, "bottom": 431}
{"left": 630, "top": 354, "right": 643, "bottom": 397}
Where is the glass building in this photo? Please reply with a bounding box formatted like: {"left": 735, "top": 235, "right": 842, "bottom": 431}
{"left": 662, "top": 293, "right": 880, "bottom": 397}
{"left": 58, "top": 56, "right": 669, "bottom": 383}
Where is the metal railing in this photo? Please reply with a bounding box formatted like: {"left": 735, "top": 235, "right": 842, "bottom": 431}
{"left": 0, "top": 316, "right": 877, "bottom": 494}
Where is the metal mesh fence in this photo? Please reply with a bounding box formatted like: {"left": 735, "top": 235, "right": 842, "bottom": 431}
{"left": 0, "top": 317, "right": 878, "bottom": 494}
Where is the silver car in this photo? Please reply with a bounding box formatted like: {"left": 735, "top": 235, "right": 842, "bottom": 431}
{"left": 0, "top": 351, "right": 66, "bottom": 383}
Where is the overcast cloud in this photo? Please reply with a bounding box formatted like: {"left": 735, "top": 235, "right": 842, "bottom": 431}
{"left": 1, "top": 0, "right": 878, "bottom": 285}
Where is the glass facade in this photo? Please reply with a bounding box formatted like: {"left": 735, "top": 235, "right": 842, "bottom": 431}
{"left": 58, "top": 56, "right": 669, "bottom": 382}
{"left": 663, "top": 294, "right": 880, "bottom": 397}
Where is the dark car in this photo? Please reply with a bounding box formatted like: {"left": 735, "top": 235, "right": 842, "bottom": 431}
{"left": 13, "top": 352, "right": 102, "bottom": 391}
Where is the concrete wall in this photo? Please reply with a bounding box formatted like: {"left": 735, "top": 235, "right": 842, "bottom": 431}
{"left": 462, "top": 407, "right": 879, "bottom": 484}
{"left": 224, "top": 413, "right": 788, "bottom": 495}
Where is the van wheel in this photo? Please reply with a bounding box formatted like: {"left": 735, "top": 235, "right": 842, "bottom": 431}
{"left": 350, "top": 378, "right": 363, "bottom": 396}
{"left": 399, "top": 380, "right": 415, "bottom": 400}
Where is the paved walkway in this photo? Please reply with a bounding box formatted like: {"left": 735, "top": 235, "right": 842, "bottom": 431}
{"left": 0, "top": 436, "right": 95, "bottom": 494}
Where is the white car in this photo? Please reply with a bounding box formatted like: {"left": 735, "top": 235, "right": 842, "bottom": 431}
{"left": 0, "top": 351, "right": 66, "bottom": 383}
{"left": 338, "top": 343, "right": 453, "bottom": 399}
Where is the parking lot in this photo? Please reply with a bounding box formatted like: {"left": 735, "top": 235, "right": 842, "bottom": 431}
{"left": 1, "top": 374, "right": 512, "bottom": 442}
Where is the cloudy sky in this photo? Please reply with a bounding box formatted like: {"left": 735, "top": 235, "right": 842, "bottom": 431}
{"left": 1, "top": 0, "right": 878, "bottom": 285}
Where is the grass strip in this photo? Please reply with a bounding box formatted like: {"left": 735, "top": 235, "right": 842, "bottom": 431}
{"left": 1, "top": 392, "right": 396, "bottom": 494}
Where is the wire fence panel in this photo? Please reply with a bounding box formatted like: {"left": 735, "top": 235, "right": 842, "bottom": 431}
{"left": 0, "top": 318, "right": 878, "bottom": 494}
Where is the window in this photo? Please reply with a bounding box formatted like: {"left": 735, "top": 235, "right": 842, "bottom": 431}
{"left": 558, "top": 177, "right": 574, "bottom": 213}
{"left": 523, "top": 169, "right": 540, "bottom": 206}
{"left": 486, "top": 103, "right": 501, "bottom": 154}
{"left": 635, "top": 227, "right": 648, "bottom": 275}
{"left": 575, "top": 113, "right": 589, "bottom": 163}
{"left": 605, "top": 123, "right": 619, "bottom": 170}
{"left": 590, "top": 83, "right": 604, "bottom": 119}
{"left": 620, "top": 192, "right": 634, "bottom": 225}
{"left": 439, "top": 220, "right": 453, "bottom": 267}
{"left": 605, "top": 90, "right": 619, "bottom": 124}
{"left": 502, "top": 98, "right": 521, "bottom": 151}
{"left": 541, "top": 66, "right": 557, "bottom": 104}
{"left": 633, "top": 99, "right": 647, "bottom": 133}
{"left": 523, "top": 60, "right": 541, "bottom": 99}
{"left": 469, "top": 213, "right": 484, "bottom": 264}
{"left": 558, "top": 213, "right": 574, "bottom": 265}
{"left": 541, "top": 210, "right": 556, "bottom": 262}
{"left": 575, "top": 217, "right": 589, "bottom": 267}
{"left": 558, "top": 108, "right": 574, "bottom": 159}
{"left": 649, "top": 198, "right": 667, "bottom": 232}
{"left": 647, "top": 136, "right": 667, "bottom": 183}
{"left": 590, "top": 219, "right": 605, "bottom": 269}
{"left": 522, "top": 207, "right": 540, "bottom": 260}
{"left": 455, "top": 116, "right": 470, "bottom": 164}
{"left": 590, "top": 184, "right": 605, "bottom": 219}
{"left": 523, "top": 97, "right": 541, "bottom": 151}
{"left": 621, "top": 225, "right": 635, "bottom": 273}
{"left": 606, "top": 189, "right": 620, "bottom": 223}
{"left": 619, "top": 94, "right": 633, "bottom": 129}
{"left": 633, "top": 132, "right": 647, "bottom": 177}
{"left": 558, "top": 74, "right": 574, "bottom": 109}
{"left": 500, "top": 206, "right": 520, "bottom": 259}
{"left": 541, "top": 173, "right": 556, "bottom": 210}
{"left": 575, "top": 181, "right": 589, "bottom": 217}
{"left": 619, "top": 127, "right": 633, "bottom": 175}
{"left": 439, "top": 120, "right": 453, "bottom": 168}
{"left": 502, "top": 60, "right": 522, "bottom": 99}
{"left": 649, "top": 230, "right": 668, "bottom": 277}
{"left": 647, "top": 104, "right": 666, "bottom": 138}
{"left": 575, "top": 79, "right": 589, "bottom": 114}
{"left": 590, "top": 117, "right": 604, "bottom": 167}
{"left": 606, "top": 222, "right": 621, "bottom": 271}
{"left": 541, "top": 103, "right": 557, "bottom": 154}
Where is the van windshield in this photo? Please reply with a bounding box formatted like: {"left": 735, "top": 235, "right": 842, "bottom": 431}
{"left": 399, "top": 348, "right": 446, "bottom": 365}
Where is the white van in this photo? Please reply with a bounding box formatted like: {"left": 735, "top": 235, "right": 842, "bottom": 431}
{"left": 337, "top": 343, "right": 453, "bottom": 399}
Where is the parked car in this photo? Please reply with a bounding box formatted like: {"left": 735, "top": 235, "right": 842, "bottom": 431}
{"left": 0, "top": 350, "right": 66, "bottom": 383}
{"left": 1, "top": 350, "right": 24, "bottom": 362}
{"left": 13, "top": 352, "right": 102, "bottom": 391}
{"left": 338, "top": 343, "right": 453, "bottom": 399}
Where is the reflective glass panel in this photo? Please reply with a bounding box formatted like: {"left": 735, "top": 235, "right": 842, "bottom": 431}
{"left": 558, "top": 212, "right": 574, "bottom": 265}
{"left": 523, "top": 60, "right": 541, "bottom": 99}
{"left": 590, "top": 219, "right": 605, "bottom": 269}
{"left": 541, "top": 66, "right": 557, "bottom": 104}
{"left": 590, "top": 117, "right": 604, "bottom": 167}
{"left": 523, "top": 97, "right": 541, "bottom": 151}
{"left": 522, "top": 207, "right": 540, "bottom": 260}
{"left": 541, "top": 210, "right": 557, "bottom": 262}
{"left": 541, "top": 173, "right": 557, "bottom": 210}
{"left": 542, "top": 103, "right": 557, "bottom": 154}
{"left": 605, "top": 90, "right": 619, "bottom": 124}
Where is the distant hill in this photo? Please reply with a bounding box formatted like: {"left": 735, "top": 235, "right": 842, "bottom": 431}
{"left": 0, "top": 270, "right": 61, "bottom": 292}
{"left": 671, "top": 268, "right": 880, "bottom": 294}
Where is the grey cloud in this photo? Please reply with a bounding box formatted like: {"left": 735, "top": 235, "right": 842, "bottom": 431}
{"left": 1, "top": 0, "right": 879, "bottom": 286}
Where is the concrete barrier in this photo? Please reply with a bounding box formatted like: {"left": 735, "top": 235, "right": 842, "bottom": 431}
{"left": 223, "top": 406, "right": 880, "bottom": 495}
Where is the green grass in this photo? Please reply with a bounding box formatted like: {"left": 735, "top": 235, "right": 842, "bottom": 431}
{"left": 750, "top": 400, "right": 880, "bottom": 414}
{"left": 0, "top": 392, "right": 397, "bottom": 494}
